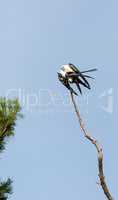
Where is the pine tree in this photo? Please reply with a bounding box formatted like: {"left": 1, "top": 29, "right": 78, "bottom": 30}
{"left": 0, "top": 98, "right": 22, "bottom": 199}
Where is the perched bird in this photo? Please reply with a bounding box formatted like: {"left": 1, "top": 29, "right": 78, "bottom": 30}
{"left": 58, "top": 63, "right": 97, "bottom": 95}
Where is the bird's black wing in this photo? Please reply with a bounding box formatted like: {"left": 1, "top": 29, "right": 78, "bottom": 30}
{"left": 83, "top": 75, "right": 94, "bottom": 79}
{"left": 79, "top": 72, "right": 91, "bottom": 89}
{"left": 61, "top": 78, "right": 78, "bottom": 95}
{"left": 66, "top": 72, "right": 79, "bottom": 77}
{"left": 78, "top": 78, "right": 91, "bottom": 89}
{"left": 79, "top": 68, "right": 97, "bottom": 88}
{"left": 65, "top": 70, "right": 91, "bottom": 89}
{"left": 68, "top": 64, "right": 91, "bottom": 88}
{"left": 74, "top": 79, "right": 82, "bottom": 95}
{"left": 68, "top": 63, "right": 80, "bottom": 73}
{"left": 81, "top": 68, "right": 97, "bottom": 73}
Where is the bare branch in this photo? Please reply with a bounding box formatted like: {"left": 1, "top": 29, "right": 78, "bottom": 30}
{"left": 70, "top": 92, "right": 114, "bottom": 200}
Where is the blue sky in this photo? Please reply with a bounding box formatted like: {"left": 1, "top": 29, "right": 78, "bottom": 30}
{"left": 0, "top": 0, "right": 118, "bottom": 199}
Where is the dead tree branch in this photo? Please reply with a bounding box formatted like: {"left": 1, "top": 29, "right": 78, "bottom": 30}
{"left": 70, "top": 92, "right": 114, "bottom": 200}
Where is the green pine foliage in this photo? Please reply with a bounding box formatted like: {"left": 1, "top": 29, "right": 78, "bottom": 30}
{"left": 0, "top": 98, "right": 23, "bottom": 152}
{"left": 0, "top": 179, "right": 12, "bottom": 200}
{"left": 0, "top": 98, "right": 22, "bottom": 199}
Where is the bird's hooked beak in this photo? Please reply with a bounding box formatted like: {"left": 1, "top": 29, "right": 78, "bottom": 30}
{"left": 57, "top": 72, "right": 64, "bottom": 82}
{"left": 57, "top": 72, "right": 63, "bottom": 77}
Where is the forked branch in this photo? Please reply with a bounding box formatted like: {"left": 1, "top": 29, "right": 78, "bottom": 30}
{"left": 70, "top": 92, "right": 113, "bottom": 200}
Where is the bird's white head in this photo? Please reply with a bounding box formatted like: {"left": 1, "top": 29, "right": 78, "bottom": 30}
{"left": 59, "top": 64, "right": 73, "bottom": 77}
